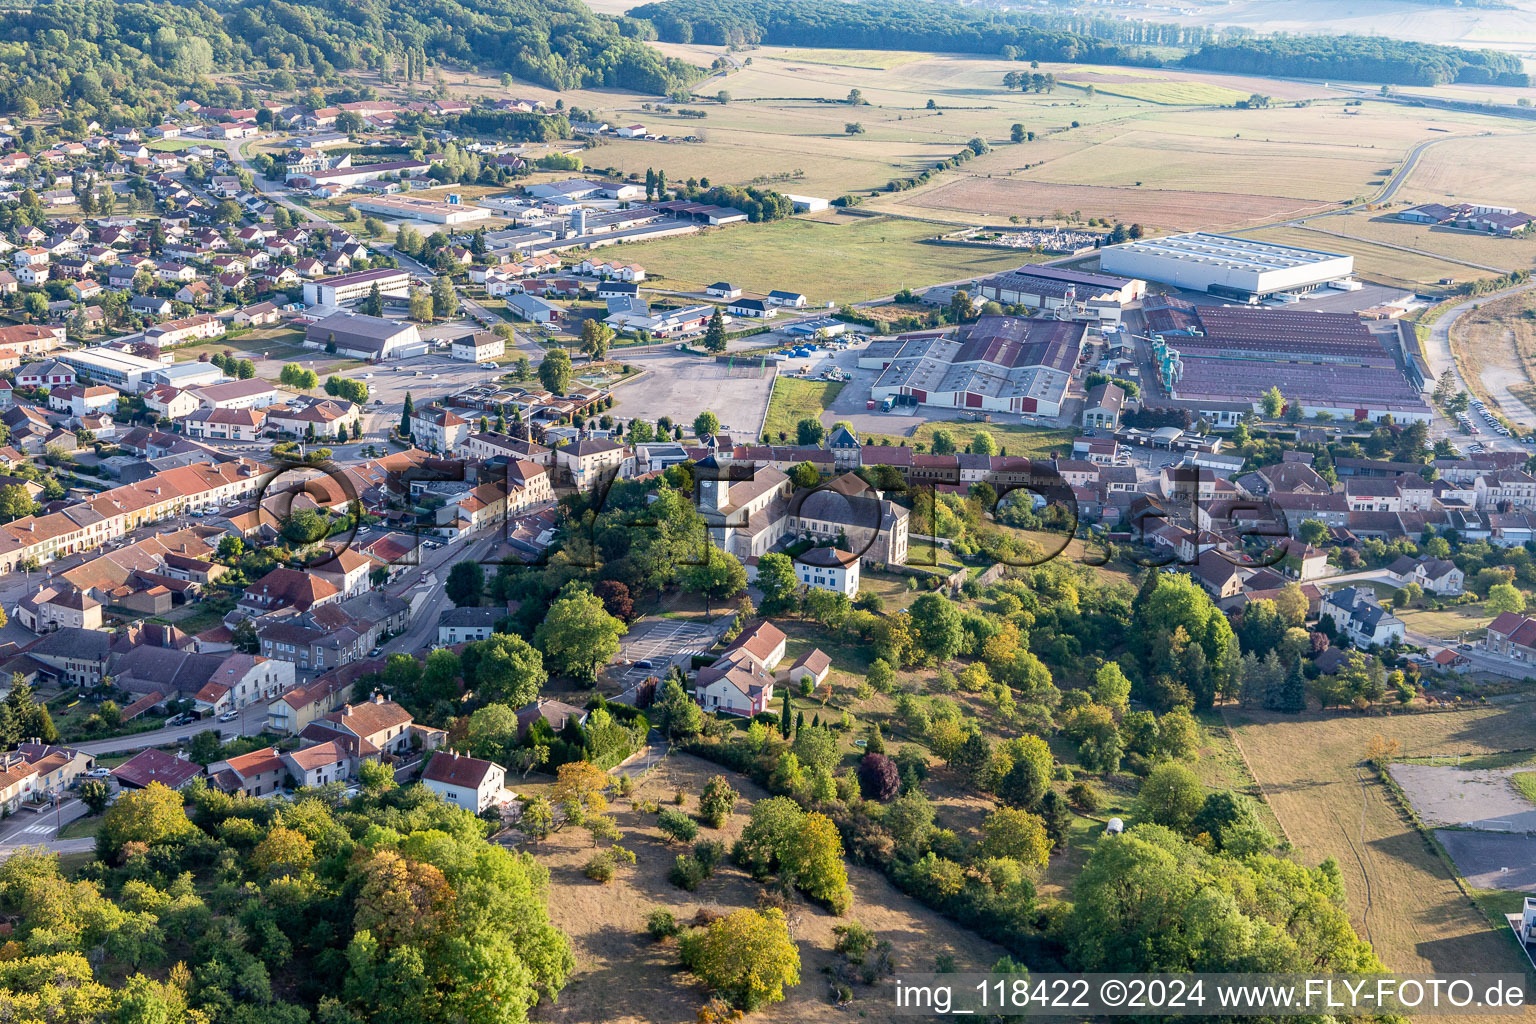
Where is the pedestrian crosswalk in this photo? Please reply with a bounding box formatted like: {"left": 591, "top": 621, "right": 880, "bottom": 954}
{"left": 16, "top": 824, "right": 51, "bottom": 836}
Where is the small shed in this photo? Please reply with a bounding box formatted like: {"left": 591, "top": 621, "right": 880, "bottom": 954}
{"left": 787, "top": 648, "right": 832, "bottom": 690}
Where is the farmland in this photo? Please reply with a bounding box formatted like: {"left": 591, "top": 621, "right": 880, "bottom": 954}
{"left": 1058, "top": 77, "right": 1252, "bottom": 106}
{"left": 1237, "top": 224, "right": 1494, "bottom": 290}
{"left": 1401, "top": 131, "right": 1536, "bottom": 213}
{"left": 614, "top": 213, "right": 1040, "bottom": 305}
{"left": 1225, "top": 706, "right": 1532, "bottom": 978}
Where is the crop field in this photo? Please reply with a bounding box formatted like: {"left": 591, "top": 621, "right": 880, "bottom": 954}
{"left": 1225, "top": 706, "right": 1532, "bottom": 979}
{"left": 1403, "top": 132, "right": 1536, "bottom": 213}
{"left": 895, "top": 177, "right": 1331, "bottom": 232}
{"left": 1238, "top": 224, "right": 1493, "bottom": 290}
{"left": 1060, "top": 77, "right": 1250, "bottom": 106}
{"left": 614, "top": 213, "right": 1038, "bottom": 304}
{"left": 758, "top": 47, "right": 932, "bottom": 70}
{"left": 529, "top": 753, "right": 1006, "bottom": 1024}
{"left": 1317, "top": 210, "right": 1530, "bottom": 273}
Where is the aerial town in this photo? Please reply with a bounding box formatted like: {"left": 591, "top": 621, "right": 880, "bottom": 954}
{"left": 4, "top": 0, "right": 1536, "bottom": 1021}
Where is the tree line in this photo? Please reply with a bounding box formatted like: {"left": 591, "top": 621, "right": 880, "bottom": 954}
{"left": 630, "top": 0, "right": 1528, "bottom": 87}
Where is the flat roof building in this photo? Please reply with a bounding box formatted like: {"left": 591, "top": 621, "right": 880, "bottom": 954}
{"left": 302, "top": 267, "right": 412, "bottom": 308}
{"left": 349, "top": 195, "right": 492, "bottom": 226}
{"left": 60, "top": 347, "right": 165, "bottom": 392}
{"left": 1098, "top": 232, "right": 1354, "bottom": 300}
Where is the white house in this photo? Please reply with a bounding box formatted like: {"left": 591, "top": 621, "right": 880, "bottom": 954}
{"left": 438, "top": 606, "right": 498, "bottom": 644}
{"left": 421, "top": 750, "right": 506, "bottom": 813}
{"left": 767, "top": 290, "right": 807, "bottom": 308}
{"left": 794, "top": 547, "right": 859, "bottom": 596}
{"left": 692, "top": 621, "right": 785, "bottom": 717}
{"left": 451, "top": 331, "right": 505, "bottom": 363}
{"left": 727, "top": 298, "right": 775, "bottom": 319}
{"left": 1321, "top": 587, "right": 1405, "bottom": 648}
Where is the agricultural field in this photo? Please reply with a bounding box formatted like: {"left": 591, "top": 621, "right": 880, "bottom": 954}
{"left": 1448, "top": 288, "right": 1536, "bottom": 421}
{"left": 1395, "top": 601, "right": 1497, "bottom": 641}
{"left": 615, "top": 213, "right": 1040, "bottom": 304}
{"left": 1237, "top": 224, "right": 1493, "bottom": 291}
{"left": 1224, "top": 706, "right": 1532, "bottom": 978}
{"left": 1401, "top": 131, "right": 1536, "bottom": 214}
{"left": 1057, "top": 75, "right": 1251, "bottom": 107}
{"left": 528, "top": 753, "right": 1007, "bottom": 1024}
{"left": 1310, "top": 209, "right": 1533, "bottom": 274}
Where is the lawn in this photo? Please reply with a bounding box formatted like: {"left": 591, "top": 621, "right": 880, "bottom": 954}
{"left": 763, "top": 378, "right": 845, "bottom": 441}
{"left": 860, "top": 423, "right": 1079, "bottom": 461}
{"left": 1395, "top": 601, "right": 1495, "bottom": 641}
{"left": 1511, "top": 771, "right": 1536, "bottom": 805}
{"left": 1224, "top": 705, "right": 1532, "bottom": 977}
{"left": 617, "top": 214, "right": 1043, "bottom": 305}
{"left": 58, "top": 815, "right": 104, "bottom": 841}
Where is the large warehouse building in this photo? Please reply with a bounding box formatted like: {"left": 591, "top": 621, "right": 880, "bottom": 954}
{"left": 349, "top": 195, "right": 492, "bottom": 226}
{"left": 1144, "top": 298, "right": 1430, "bottom": 425}
{"left": 1098, "top": 233, "right": 1354, "bottom": 300}
{"left": 303, "top": 312, "right": 423, "bottom": 361}
{"left": 862, "top": 316, "right": 1085, "bottom": 417}
{"left": 976, "top": 265, "right": 1145, "bottom": 317}
{"left": 303, "top": 268, "right": 412, "bottom": 308}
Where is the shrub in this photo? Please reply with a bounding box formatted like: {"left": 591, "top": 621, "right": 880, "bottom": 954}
{"left": 658, "top": 808, "right": 700, "bottom": 843}
{"left": 857, "top": 752, "right": 900, "bottom": 801}
{"left": 1068, "top": 781, "right": 1101, "bottom": 813}
{"left": 646, "top": 908, "right": 679, "bottom": 939}
{"left": 584, "top": 852, "right": 616, "bottom": 882}
{"left": 670, "top": 853, "right": 709, "bottom": 890}
{"left": 694, "top": 838, "right": 726, "bottom": 871}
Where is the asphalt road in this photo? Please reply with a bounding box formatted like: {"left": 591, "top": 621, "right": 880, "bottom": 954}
{"left": 73, "top": 699, "right": 272, "bottom": 756}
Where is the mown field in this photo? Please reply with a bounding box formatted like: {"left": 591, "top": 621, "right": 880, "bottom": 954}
{"left": 1402, "top": 132, "right": 1536, "bottom": 213}
{"left": 1322, "top": 210, "right": 1532, "bottom": 273}
{"left": 1225, "top": 707, "right": 1532, "bottom": 980}
{"left": 763, "top": 377, "right": 846, "bottom": 441}
{"left": 617, "top": 213, "right": 1039, "bottom": 304}
{"left": 1237, "top": 224, "right": 1493, "bottom": 290}
{"left": 1059, "top": 77, "right": 1251, "bottom": 106}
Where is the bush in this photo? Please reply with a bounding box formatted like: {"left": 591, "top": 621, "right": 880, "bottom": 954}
{"left": 584, "top": 852, "right": 616, "bottom": 883}
{"left": 658, "top": 808, "right": 700, "bottom": 843}
{"left": 670, "top": 853, "right": 710, "bottom": 891}
{"left": 1068, "top": 781, "right": 1101, "bottom": 813}
{"left": 647, "top": 908, "right": 680, "bottom": 939}
{"left": 694, "top": 838, "right": 726, "bottom": 871}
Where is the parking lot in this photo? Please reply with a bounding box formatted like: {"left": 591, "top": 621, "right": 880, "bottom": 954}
{"left": 609, "top": 617, "right": 726, "bottom": 691}
{"left": 1388, "top": 762, "right": 1536, "bottom": 830}
{"left": 610, "top": 349, "right": 776, "bottom": 434}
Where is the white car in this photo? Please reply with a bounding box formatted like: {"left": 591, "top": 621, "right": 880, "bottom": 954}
{"left": 218, "top": 709, "right": 239, "bottom": 722}
{"left": 82, "top": 767, "right": 113, "bottom": 779}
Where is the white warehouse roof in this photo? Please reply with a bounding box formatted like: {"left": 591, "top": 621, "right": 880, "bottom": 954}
{"left": 1099, "top": 232, "right": 1353, "bottom": 299}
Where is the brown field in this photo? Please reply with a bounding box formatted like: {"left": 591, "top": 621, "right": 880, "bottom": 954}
{"left": 1225, "top": 706, "right": 1533, "bottom": 988}
{"left": 897, "top": 176, "right": 1333, "bottom": 231}
{"left": 529, "top": 753, "right": 1006, "bottom": 1023}
{"left": 1450, "top": 288, "right": 1536, "bottom": 421}
{"left": 1238, "top": 224, "right": 1493, "bottom": 290}
{"left": 1403, "top": 132, "right": 1536, "bottom": 213}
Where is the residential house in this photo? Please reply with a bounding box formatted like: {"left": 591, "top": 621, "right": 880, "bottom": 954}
{"left": 421, "top": 750, "right": 506, "bottom": 813}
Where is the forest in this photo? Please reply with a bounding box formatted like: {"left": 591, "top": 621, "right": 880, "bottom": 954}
{"left": 630, "top": 0, "right": 1529, "bottom": 87}
{"left": 0, "top": 0, "right": 704, "bottom": 117}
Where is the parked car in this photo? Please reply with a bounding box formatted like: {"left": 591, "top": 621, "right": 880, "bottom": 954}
{"left": 218, "top": 709, "right": 239, "bottom": 722}
{"left": 82, "top": 767, "right": 112, "bottom": 779}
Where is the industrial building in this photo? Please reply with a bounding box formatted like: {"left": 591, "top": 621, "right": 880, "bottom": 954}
{"left": 976, "top": 265, "right": 1145, "bottom": 317}
{"left": 59, "top": 347, "right": 165, "bottom": 392}
{"left": 348, "top": 195, "right": 492, "bottom": 226}
{"left": 1098, "top": 233, "right": 1354, "bottom": 300}
{"left": 285, "top": 159, "right": 430, "bottom": 190}
{"left": 862, "top": 316, "right": 1085, "bottom": 417}
{"left": 302, "top": 268, "right": 412, "bottom": 308}
{"left": 1144, "top": 298, "right": 1431, "bottom": 425}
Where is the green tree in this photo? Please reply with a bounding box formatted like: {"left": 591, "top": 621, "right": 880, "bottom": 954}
{"left": 579, "top": 317, "right": 613, "bottom": 363}
{"left": 703, "top": 307, "right": 727, "bottom": 353}
{"left": 1136, "top": 762, "right": 1205, "bottom": 831}
{"left": 1487, "top": 582, "right": 1526, "bottom": 615}
{"left": 680, "top": 548, "right": 747, "bottom": 616}
{"left": 1260, "top": 386, "right": 1285, "bottom": 418}
{"left": 655, "top": 679, "right": 705, "bottom": 739}
{"left": 699, "top": 774, "right": 738, "bottom": 828}
{"left": 678, "top": 907, "right": 801, "bottom": 1011}
{"left": 464, "top": 633, "right": 546, "bottom": 708}
{"left": 445, "top": 560, "right": 485, "bottom": 607}
{"left": 539, "top": 349, "right": 573, "bottom": 395}
{"left": 534, "top": 586, "right": 625, "bottom": 684}
{"left": 399, "top": 391, "right": 415, "bottom": 437}
{"left": 408, "top": 287, "right": 434, "bottom": 322}
{"left": 99, "top": 782, "right": 196, "bottom": 858}
{"left": 977, "top": 806, "right": 1051, "bottom": 869}
{"left": 361, "top": 282, "right": 384, "bottom": 317}
{"left": 431, "top": 275, "right": 459, "bottom": 319}
{"left": 908, "top": 593, "right": 964, "bottom": 663}
{"left": 693, "top": 411, "right": 720, "bottom": 439}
